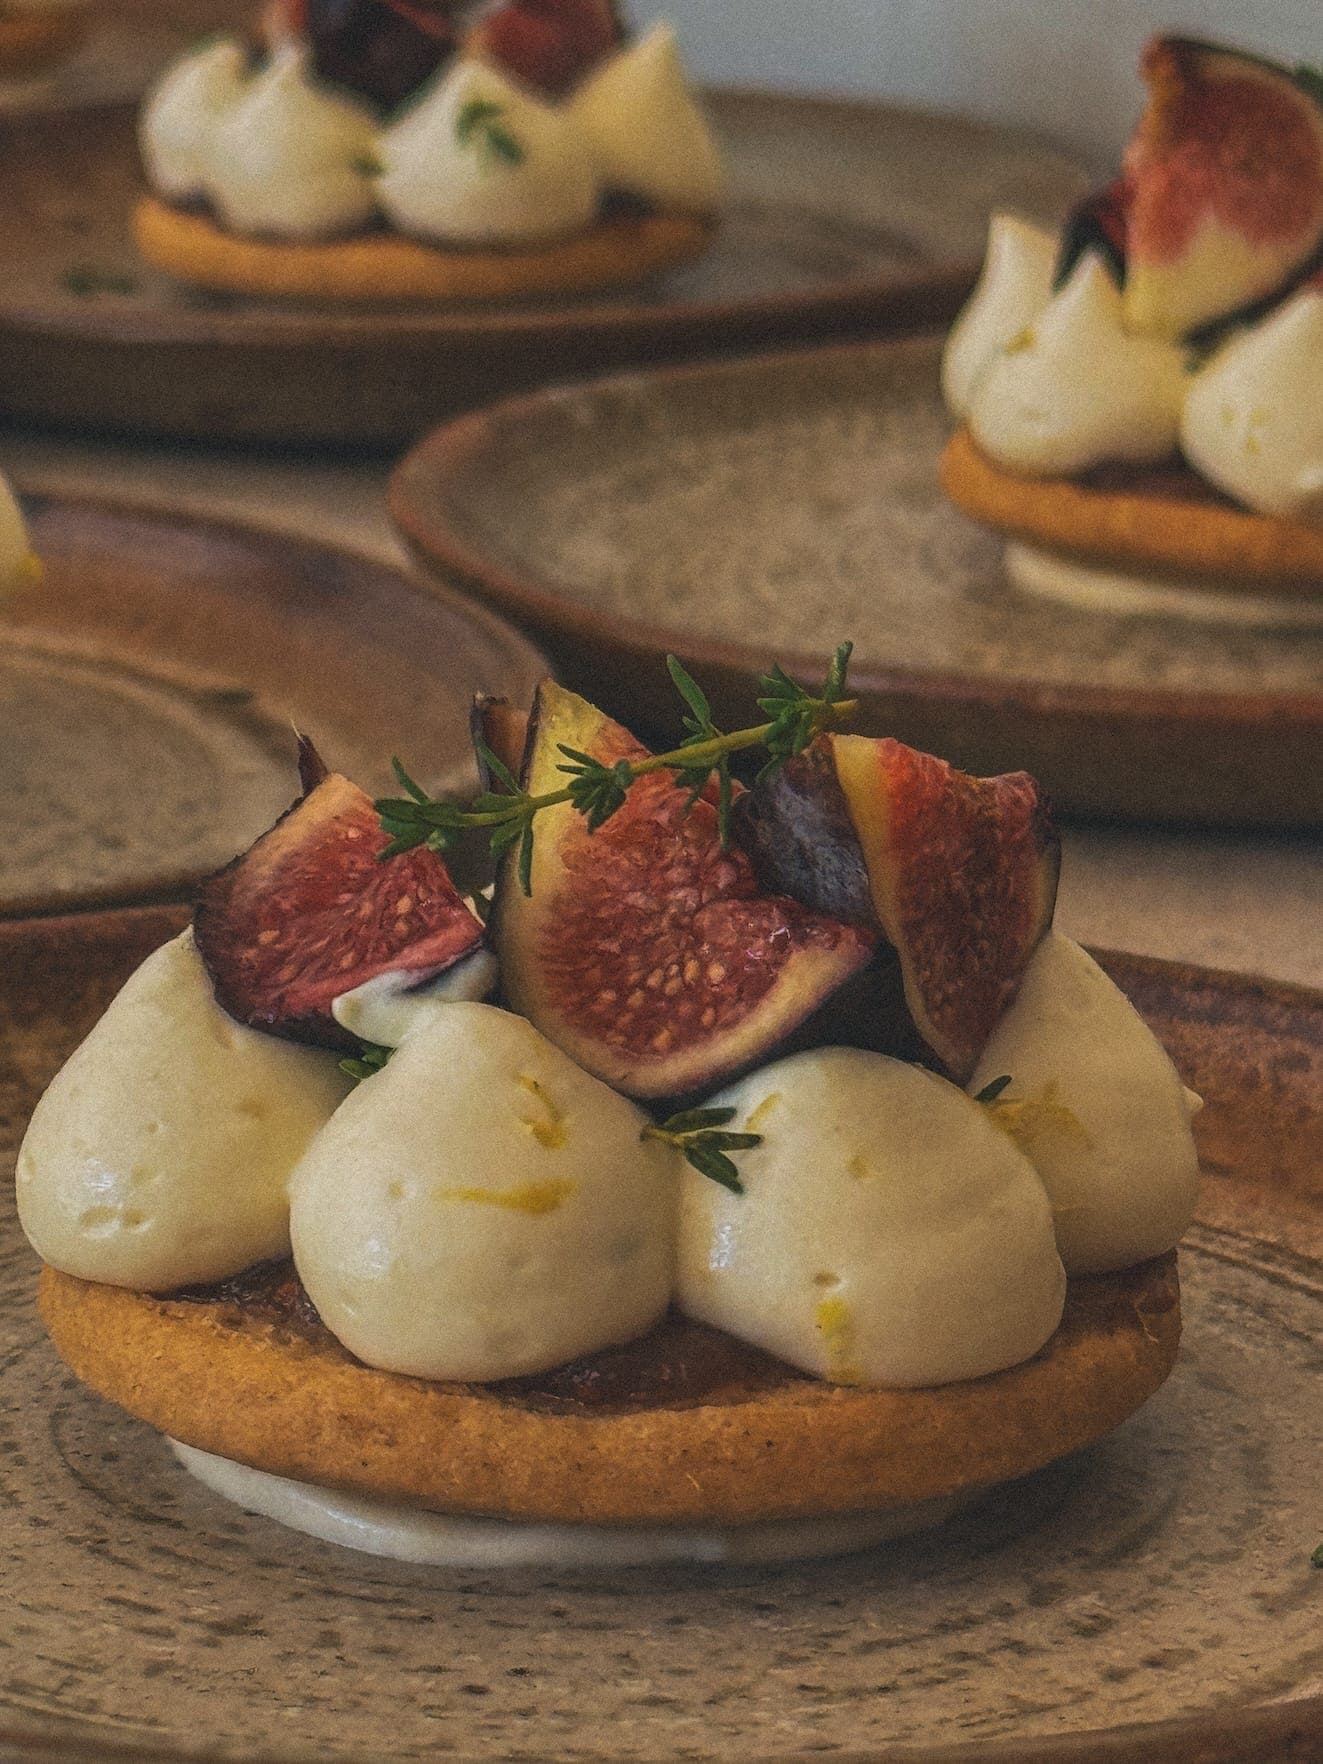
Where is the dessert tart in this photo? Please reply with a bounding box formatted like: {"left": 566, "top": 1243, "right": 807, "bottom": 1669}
{"left": 17, "top": 639, "right": 1202, "bottom": 1568}
{"left": 941, "top": 35, "right": 1323, "bottom": 624}
{"left": 133, "top": 0, "right": 721, "bottom": 302}
{"left": 0, "top": 0, "right": 88, "bottom": 84}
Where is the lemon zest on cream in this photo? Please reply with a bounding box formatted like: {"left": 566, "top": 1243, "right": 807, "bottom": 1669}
{"left": 433, "top": 1178, "right": 577, "bottom": 1214}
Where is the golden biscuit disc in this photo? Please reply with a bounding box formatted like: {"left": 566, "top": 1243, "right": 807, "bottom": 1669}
{"left": 40, "top": 1253, "right": 1180, "bottom": 1527}
{"left": 941, "top": 425, "right": 1323, "bottom": 592}
{"left": 132, "top": 196, "right": 714, "bottom": 304}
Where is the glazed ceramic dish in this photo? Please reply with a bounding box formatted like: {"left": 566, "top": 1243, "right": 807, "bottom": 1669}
{"left": 0, "top": 94, "right": 1085, "bottom": 446}
{"left": 390, "top": 334, "right": 1323, "bottom": 829}
{"left": 1, "top": 903, "right": 1319, "bottom": 1760}
{"left": 0, "top": 496, "right": 546, "bottom": 915}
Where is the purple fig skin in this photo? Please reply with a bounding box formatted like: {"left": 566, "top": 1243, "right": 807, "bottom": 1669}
{"left": 730, "top": 744, "right": 875, "bottom": 929}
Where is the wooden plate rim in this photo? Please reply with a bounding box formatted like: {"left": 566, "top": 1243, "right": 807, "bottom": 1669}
{"left": 1, "top": 901, "right": 1320, "bottom": 1763}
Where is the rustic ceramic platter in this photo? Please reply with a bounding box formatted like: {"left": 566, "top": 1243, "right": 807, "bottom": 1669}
{"left": 391, "top": 335, "right": 1323, "bottom": 829}
{"left": 1, "top": 904, "right": 1320, "bottom": 1763}
{"left": 0, "top": 496, "right": 546, "bottom": 916}
{"left": 0, "top": 94, "right": 1085, "bottom": 446}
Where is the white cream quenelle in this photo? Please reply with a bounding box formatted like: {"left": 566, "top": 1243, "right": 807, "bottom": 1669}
{"left": 375, "top": 61, "right": 599, "bottom": 246}
{"left": 969, "top": 932, "right": 1201, "bottom": 1275}
{"left": 16, "top": 931, "right": 351, "bottom": 1291}
{"left": 569, "top": 23, "right": 723, "bottom": 214}
{"left": 137, "top": 35, "right": 250, "bottom": 203}
{"left": 966, "top": 254, "right": 1188, "bottom": 477}
{"left": 290, "top": 1002, "right": 676, "bottom": 1381}
{"left": 941, "top": 212, "right": 1059, "bottom": 419}
{"left": 1180, "top": 287, "right": 1323, "bottom": 527}
{"left": 206, "top": 45, "right": 378, "bottom": 239}
{"left": 676, "top": 1049, "right": 1065, "bottom": 1388}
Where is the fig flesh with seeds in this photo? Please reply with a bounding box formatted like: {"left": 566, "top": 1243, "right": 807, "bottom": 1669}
{"left": 1121, "top": 36, "right": 1323, "bottom": 337}
{"left": 465, "top": 0, "right": 623, "bottom": 97}
{"left": 733, "top": 734, "right": 1060, "bottom": 1082}
{"left": 195, "top": 743, "right": 485, "bottom": 1050}
{"left": 493, "top": 681, "right": 877, "bottom": 1100}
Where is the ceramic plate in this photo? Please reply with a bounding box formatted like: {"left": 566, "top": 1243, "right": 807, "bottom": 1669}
{"left": 0, "top": 904, "right": 1321, "bottom": 1763}
{"left": 0, "top": 495, "right": 546, "bottom": 916}
{"left": 0, "top": 94, "right": 1085, "bottom": 446}
{"left": 391, "top": 335, "right": 1323, "bottom": 829}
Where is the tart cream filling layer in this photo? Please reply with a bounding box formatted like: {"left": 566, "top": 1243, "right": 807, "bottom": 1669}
{"left": 1006, "top": 540, "right": 1323, "bottom": 628}
{"left": 170, "top": 1441, "right": 964, "bottom": 1567}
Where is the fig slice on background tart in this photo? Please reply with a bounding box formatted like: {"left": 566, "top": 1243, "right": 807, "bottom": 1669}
{"left": 1121, "top": 35, "right": 1323, "bottom": 337}
{"left": 194, "top": 739, "right": 486, "bottom": 1051}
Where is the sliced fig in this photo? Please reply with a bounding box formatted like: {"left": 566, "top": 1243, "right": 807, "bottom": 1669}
{"left": 471, "top": 695, "right": 530, "bottom": 787}
{"left": 493, "top": 682, "right": 877, "bottom": 1100}
{"left": 1121, "top": 36, "right": 1323, "bottom": 337}
{"left": 734, "top": 735, "right": 1060, "bottom": 1082}
{"left": 466, "top": 0, "right": 623, "bottom": 97}
{"left": 195, "top": 753, "right": 485, "bottom": 1050}
{"left": 290, "top": 0, "right": 462, "bottom": 111}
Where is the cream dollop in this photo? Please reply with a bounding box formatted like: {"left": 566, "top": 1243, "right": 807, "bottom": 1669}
{"left": 15, "top": 931, "right": 351, "bottom": 1291}
{"left": 568, "top": 23, "right": 722, "bottom": 214}
{"left": 375, "top": 60, "right": 599, "bottom": 246}
{"left": 967, "top": 254, "right": 1188, "bottom": 477}
{"left": 289, "top": 1002, "right": 675, "bottom": 1381}
{"left": 330, "top": 948, "right": 498, "bottom": 1048}
{"left": 1180, "top": 288, "right": 1323, "bottom": 526}
{"left": 206, "top": 45, "right": 377, "bottom": 240}
{"left": 676, "top": 1048, "right": 1065, "bottom": 1389}
{"left": 941, "top": 212, "right": 1058, "bottom": 419}
{"left": 137, "top": 35, "right": 250, "bottom": 204}
{"left": 969, "top": 931, "right": 1201, "bottom": 1275}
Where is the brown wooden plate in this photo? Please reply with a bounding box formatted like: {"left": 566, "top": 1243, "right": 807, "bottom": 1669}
{"left": 0, "top": 495, "right": 546, "bottom": 917}
{"left": 0, "top": 94, "right": 1084, "bottom": 447}
{"left": 0, "top": 903, "right": 1320, "bottom": 1760}
{"left": 390, "top": 335, "right": 1323, "bottom": 829}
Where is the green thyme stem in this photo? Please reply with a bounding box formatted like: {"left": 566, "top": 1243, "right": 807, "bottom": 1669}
{"left": 424, "top": 699, "right": 857, "bottom": 832}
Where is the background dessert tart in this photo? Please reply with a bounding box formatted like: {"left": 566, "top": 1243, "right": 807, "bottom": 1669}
{"left": 940, "top": 36, "right": 1323, "bottom": 623}
{"left": 133, "top": 2, "right": 722, "bottom": 300}
{"left": 17, "top": 648, "right": 1202, "bottom": 1566}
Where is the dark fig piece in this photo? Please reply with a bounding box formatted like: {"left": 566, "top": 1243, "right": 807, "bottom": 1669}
{"left": 1056, "top": 175, "right": 1130, "bottom": 289}
{"left": 466, "top": 0, "right": 624, "bottom": 97}
{"left": 471, "top": 695, "right": 530, "bottom": 788}
{"left": 494, "top": 682, "right": 877, "bottom": 1100}
{"left": 280, "top": 0, "right": 462, "bottom": 112}
{"left": 195, "top": 760, "right": 485, "bottom": 1050}
{"left": 735, "top": 735, "right": 1060, "bottom": 1082}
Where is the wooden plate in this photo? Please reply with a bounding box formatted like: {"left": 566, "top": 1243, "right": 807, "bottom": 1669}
{"left": 0, "top": 495, "right": 546, "bottom": 917}
{"left": 0, "top": 94, "right": 1085, "bottom": 446}
{"left": 391, "top": 335, "right": 1323, "bottom": 829}
{"left": 1, "top": 904, "right": 1320, "bottom": 1761}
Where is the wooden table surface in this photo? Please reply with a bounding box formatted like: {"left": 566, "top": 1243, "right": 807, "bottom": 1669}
{"left": 2, "top": 427, "right": 1318, "bottom": 992}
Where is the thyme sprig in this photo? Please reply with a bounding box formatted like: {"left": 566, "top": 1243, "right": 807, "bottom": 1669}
{"left": 642, "top": 1107, "right": 762, "bottom": 1194}
{"left": 339, "top": 1041, "right": 393, "bottom": 1083}
{"left": 375, "top": 644, "right": 857, "bottom": 895}
{"left": 455, "top": 96, "right": 526, "bottom": 167}
{"left": 973, "top": 1074, "right": 1013, "bottom": 1104}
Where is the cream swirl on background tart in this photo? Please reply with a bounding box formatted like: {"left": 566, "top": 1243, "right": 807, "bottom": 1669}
{"left": 134, "top": 0, "right": 722, "bottom": 300}
{"left": 941, "top": 34, "right": 1323, "bottom": 622}
{"left": 20, "top": 647, "right": 1198, "bottom": 1569}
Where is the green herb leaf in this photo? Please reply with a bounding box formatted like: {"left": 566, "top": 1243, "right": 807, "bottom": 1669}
{"left": 662, "top": 1106, "right": 738, "bottom": 1134}
{"left": 339, "top": 1041, "right": 394, "bottom": 1083}
{"left": 455, "top": 95, "right": 527, "bottom": 168}
{"left": 642, "top": 1106, "right": 761, "bottom": 1194}
{"left": 1311, "top": 1541, "right": 1323, "bottom": 1570}
{"left": 667, "top": 654, "right": 712, "bottom": 729}
{"left": 517, "top": 820, "right": 536, "bottom": 895}
{"left": 685, "top": 1144, "right": 745, "bottom": 1193}
{"left": 391, "top": 757, "right": 431, "bottom": 804}
{"left": 474, "top": 736, "right": 520, "bottom": 797}
{"left": 974, "top": 1074, "right": 1014, "bottom": 1104}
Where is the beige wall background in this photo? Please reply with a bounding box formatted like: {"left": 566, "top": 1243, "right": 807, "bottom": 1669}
{"left": 634, "top": 0, "right": 1319, "bottom": 167}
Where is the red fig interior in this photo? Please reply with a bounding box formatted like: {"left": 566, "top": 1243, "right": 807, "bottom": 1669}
{"left": 493, "top": 682, "right": 877, "bottom": 1099}
{"left": 734, "top": 734, "right": 1060, "bottom": 1082}
{"left": 195, "top": 764, "right": 485, "bottom": 1050}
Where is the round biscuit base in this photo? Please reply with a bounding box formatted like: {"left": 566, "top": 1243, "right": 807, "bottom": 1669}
{"left": 940, "top": 426, "right": 1323, "bottom": 593}
{"left": 39, "top": 1254, "right": 1180, "bottom": 1528}
{"left": 132, "top": 196, "right": 714, "bottom": 304}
